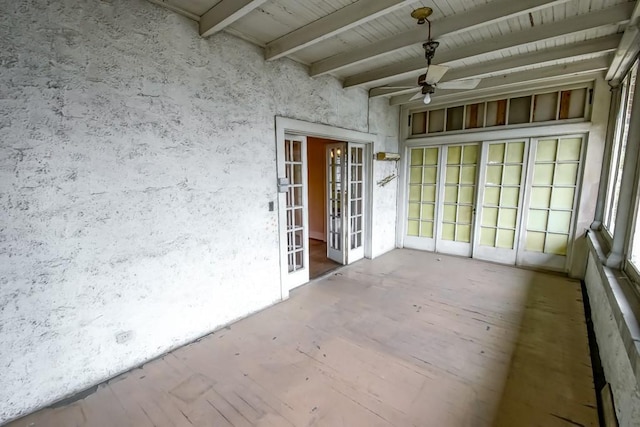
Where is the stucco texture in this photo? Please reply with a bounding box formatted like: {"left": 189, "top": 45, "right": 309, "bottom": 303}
{"left": 585, "top": 252, "right": 640, "bottom": 427}
{"left": 0, "top": 0, "right": 399, "bottom": 422}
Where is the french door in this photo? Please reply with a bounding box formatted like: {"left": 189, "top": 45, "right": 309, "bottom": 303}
{"left": 437, "top": 143, "right": 479, "bottom": 257}
{"left": 473, "top": 140, "right": 529, "bottom": 265}
{"left": 278, "top": 136, "right": 367, "bottom": 292}
{"left": 405, "top": 146, "right": 440, "bottom": 251}
{"left": 327, "top": 144, "right": 345, "bottom": 263}
{"left": 279, "top": 134, "right": 309, "bottom": 290}
{"left": 517, "top": 136, "right": 584, "bottom": 270}
{"left": 326, "top": 143, "right": 366, "bottom": 264}
{"left": 403, "top": 135, "right": 584, "bottom": 271}
{"left": 405, "top": 143, "right": 479, "bottom": 256}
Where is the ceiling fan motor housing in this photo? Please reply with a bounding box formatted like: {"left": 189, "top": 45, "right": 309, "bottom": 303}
{"left": 423, "top": 40, "right": 440, "bottom": 62}
{"left": 417, "top": 73, "right": 436, "bottom": 94}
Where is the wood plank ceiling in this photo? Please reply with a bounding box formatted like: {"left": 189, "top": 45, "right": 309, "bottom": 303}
{"left": 148, "top": 0, "right": 640, "bottom": 106}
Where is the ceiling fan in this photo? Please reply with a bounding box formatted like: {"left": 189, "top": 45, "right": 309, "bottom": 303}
{"left": 383, "top": 7, "right": 481, "bottom": 104}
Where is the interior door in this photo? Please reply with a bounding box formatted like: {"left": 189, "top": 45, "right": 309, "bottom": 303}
{"left": 347, "top": 143, "right": 366, "bottom": 263}
{"left": 436, "top": 143, "right": 480, "bottom": 257}
{"left": 404, "top": 146, "right": 440, "bottom": 251}
{"left": 517, "top": 136, "right": 584, "bottom": 270}
{"left": 473, "top": 140, "right": 529, "bottom": 265}
{"left": 279, "top": 134, "right": 309, "bottom": 290}
{"left": 326, "top": 143, "right": 346, "bottom": 264}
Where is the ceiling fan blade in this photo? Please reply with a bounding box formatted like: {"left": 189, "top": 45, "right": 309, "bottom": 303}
{"left": 437, "top": 79, "right": 481, "bottom": 90}
{"left": 409, "top": 90, "right": 424, "bottom": 101}
{"left": 425, "top": 64, "right": 449, "bottom": 84}
{"left": 378, "top": 86, "right": 416, "bottom": 89}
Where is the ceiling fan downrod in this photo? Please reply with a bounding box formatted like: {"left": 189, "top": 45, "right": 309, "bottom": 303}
{"left": 411, "top": 7, "right": 439, "bottom": 65}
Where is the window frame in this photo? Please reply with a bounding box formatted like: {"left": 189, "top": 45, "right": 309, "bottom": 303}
{"left": 602, "top": 68, "right": 635, "bottom": 236}
{"left": 601, "top": 58, "right": 640, "bottom": 291}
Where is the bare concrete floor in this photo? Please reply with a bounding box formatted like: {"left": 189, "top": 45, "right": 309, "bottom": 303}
{"left": 10, "top": 249, "right": 597, "bottom": 426}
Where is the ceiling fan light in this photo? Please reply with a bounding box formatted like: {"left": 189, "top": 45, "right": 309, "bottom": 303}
{"left": 423, "top": 93, "right": 431, "bottom": 105}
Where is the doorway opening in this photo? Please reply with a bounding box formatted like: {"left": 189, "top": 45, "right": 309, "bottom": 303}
{"left": 308, "top": 137, "right": 343, "bottom": 279}
{"left": 276, "top": 117, "right": 373, "bottom": 295}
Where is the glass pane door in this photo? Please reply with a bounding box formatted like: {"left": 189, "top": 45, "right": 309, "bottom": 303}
{"left": 327, "top": 144, "right": 346, "bottom": 264}
{"left": 347, "top": 143, "right": 365, "bottom": 263}
{"left": 436, "top": 143, "right": 479, "bottom": 256}
{"left": 518, "top": 136, "right": 583, "bottom": 270}
{"left": 473, "top": 140, "right": 528, "bottom": 264}
{"left": 404, "top": 146, "right": 440, "bottom": 251}
{"left": 280, "top": 134, "right": 309, "bottom": 290}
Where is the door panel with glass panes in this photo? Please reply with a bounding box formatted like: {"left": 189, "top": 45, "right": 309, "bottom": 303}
{"left": 326, "top": 144, "right": 345, "bottom": 264}
{"left": 279, "top": 135, "right": 309, "bottom": 290}
{"left": 326, "top": 142, "right": 367, "bottom": 265}
{"left": 436, "top": 144, "right": 479, "bottom": 257}
{"left": 473, "top": 140, "right": 528, "bottom": 265}
{"left": 405, "top": 146, "right": 440, "bottom": 251}
{"left": 518, "top": 136, "right": 583, "bottom": 270}
{"left": 404, "top": 136, "right": 584, "bottom": 271}
{"left": 347, "top": 143, "right": 366, "bottom": 263}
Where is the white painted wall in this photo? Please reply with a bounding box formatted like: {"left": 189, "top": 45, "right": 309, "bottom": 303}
{"left": 0, "top": 0, "right": 399, "bottom": 423}
{"left": 569, "top": 77, "right": 610, "bottom": 277}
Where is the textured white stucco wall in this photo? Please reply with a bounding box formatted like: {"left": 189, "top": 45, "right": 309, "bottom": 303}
{"left": 0, "top": 0, "right": 399, "bottom": 422}
{"left": 584, "top": 251, "right": 640, "bottom": 426}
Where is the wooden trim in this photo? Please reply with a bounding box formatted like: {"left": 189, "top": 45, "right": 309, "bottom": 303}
{"left": 559, "top": 90, "right": 572, "bottom": 119}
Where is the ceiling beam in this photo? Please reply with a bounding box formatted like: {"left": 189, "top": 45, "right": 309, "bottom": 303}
{"left": 346, "top": 33, "right": 621, "bottom": 89}
{"left": 264, "top": 0, "right": 415, "bottom": 61}
{"left": 606, "top": 1, "right": 640, "bottom": 84}
{"left": 310, "top": 0, "right": 572, "bottom": 77}
{"left": 200, "top": 0, "right": 269, "bottom": 37}
{"left": 389, "top": 56, "right": 610, "bottom": 106}
{"left": 348, "top": 3, "right": 632, "bottom": 89}
{"left": 147, "top": 0, "right": 200, "bottom": 21}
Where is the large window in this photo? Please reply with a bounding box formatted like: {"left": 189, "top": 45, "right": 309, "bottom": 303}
{"left": 627, "top": 60, "right": 640, "bottom": 269}
{"left": 603, "top": 62, "right": 638, "bottom": 234}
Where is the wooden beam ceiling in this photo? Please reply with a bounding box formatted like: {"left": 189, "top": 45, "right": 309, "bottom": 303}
{"left": 264, "top": 0, "right": 417, "bottom": 61}
{"left": 346, "top": 34, "right": 620, "bottom": 90}
{"left": 344, "top": 3, "right": 632, "bottom": 89}
{"left": 388, "top": 56, "right": 611, "bottom": 106}
{"left": 606, "top": 0, "right": 640, "bottom": 84}
{"left": 200, "top": 0, "right": 269, "bottom": 37}
{"left": 310, "top": 0, "right": 572, "bottom": 77}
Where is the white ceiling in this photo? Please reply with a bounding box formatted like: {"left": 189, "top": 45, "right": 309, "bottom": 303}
{"left": 148, "top": 0, "right": 640, "bottom": 105}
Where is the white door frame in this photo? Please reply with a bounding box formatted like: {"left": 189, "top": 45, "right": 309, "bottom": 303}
{"left": 275, "top": 117, "right": 375, "bottom": 299}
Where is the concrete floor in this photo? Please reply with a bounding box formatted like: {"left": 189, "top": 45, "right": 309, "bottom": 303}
{"left": 9, "top": 249, "right": 598, "bottom": 426}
